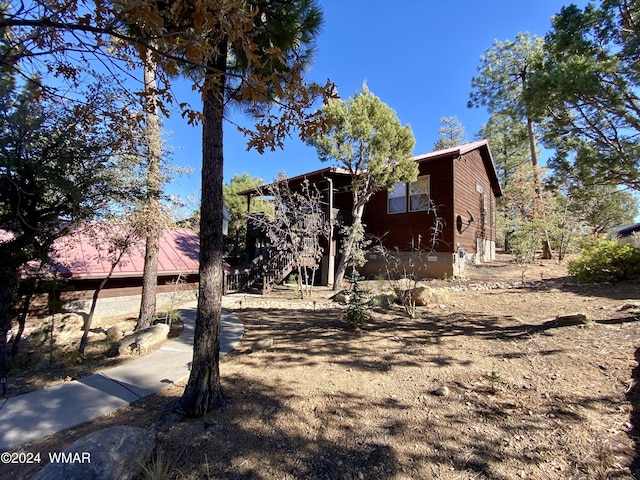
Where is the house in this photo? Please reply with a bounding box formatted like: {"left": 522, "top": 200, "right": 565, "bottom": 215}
{"left": 360, "top": 139, "right": 502, "bottom": 278}
{"left": 24, "top": 226, "right": 201, "bottom": 319}
{"left": 239, "top": 139, "right": 502, "bottom": 289}
{"left": 14, "top": 197, "right": 238, "bottom": 317}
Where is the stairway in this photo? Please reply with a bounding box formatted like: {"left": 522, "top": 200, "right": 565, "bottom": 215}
{"left": 246, "top": 248, "right": 295, "bottom": 294}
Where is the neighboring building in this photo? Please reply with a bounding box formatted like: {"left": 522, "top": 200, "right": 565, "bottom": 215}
{"left": 239, "top": 139, "right": 502, "bottom": 288}
{"left": 25, "top": 226, "right": 200, "bottom": 319}
{"left": 613, "top": 223, "right": 640, "bottom": 247}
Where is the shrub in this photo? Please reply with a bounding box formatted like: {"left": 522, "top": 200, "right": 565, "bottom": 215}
{"left": 367, "top": 293, "right": 397, "bottom": 309}
{"left": 345, "top": 275, "right": 369, "bottom": 328}
{"left": 159, "top": 308, "right": 181, "bottom": 324}
{"left": 568, "top": 241, "right": 640, "bottom": 283}
{"left": 509, "top": 219, "right": 544, "bottom": 263}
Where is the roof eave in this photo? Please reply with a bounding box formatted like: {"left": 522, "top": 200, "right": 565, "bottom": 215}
{"left": 236, "top": 166, "right": 351, "bottom": 197}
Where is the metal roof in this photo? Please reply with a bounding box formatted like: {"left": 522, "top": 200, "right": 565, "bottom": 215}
{"left": 51, "top": 225, "right": 200, "bottom": 279}
{"left": 614, "top": 223, "right": 640, "bottom": 237}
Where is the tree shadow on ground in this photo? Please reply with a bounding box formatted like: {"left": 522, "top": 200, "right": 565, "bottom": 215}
{"left": 554, "top": 280, "right": 640, "bottom": 301}
{"left": 152, "top": 370, "right": 625, "bottom": 479}
{"left": 627, "top": 347, "right": 640, "bottom": 478}
{"left": 227, "top": 307, "right": 639, "bottom": 373}
{"left": 159, "top": 375, "right": 401, "bottom": 479}
{"left": 6, "top": 298, "right": 636, "bottom": 479}
{"left": 196, "top": 305, "right": 637, "bottom": 477}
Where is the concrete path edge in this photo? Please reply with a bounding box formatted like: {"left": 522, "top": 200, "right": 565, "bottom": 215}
{"left": 0, "top": 302, "right": 243, "bottom": 450}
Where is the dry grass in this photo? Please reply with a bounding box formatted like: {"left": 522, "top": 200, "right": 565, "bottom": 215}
{"left": 3, "top": 254, "right": 640, "bottom": 479}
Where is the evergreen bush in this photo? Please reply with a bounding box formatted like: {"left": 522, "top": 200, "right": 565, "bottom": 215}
{"left": 345, "top": 274, "right": 369, "bottom": 328}
{"left": 568, "top": 241, "right": 640, "bottom": 282}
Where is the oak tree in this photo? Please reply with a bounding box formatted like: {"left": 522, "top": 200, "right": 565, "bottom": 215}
{"left": 76, "top": 218, "right": 141, "bottom": 354}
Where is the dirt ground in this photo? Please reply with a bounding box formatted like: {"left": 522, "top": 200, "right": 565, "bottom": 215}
{"left": 3, "top": 253, "right": 640, "bottom": 480}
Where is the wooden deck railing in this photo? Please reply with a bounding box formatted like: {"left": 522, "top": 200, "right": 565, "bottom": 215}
{"left": 223, "top": 248, "right": 295, "bottom": 294}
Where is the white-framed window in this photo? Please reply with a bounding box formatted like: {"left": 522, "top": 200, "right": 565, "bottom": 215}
{"left": 409, "top": 175, "right": 430, "bottom": 212}
{"left": 387, "top": 182, "right": 406, "bottom": 214}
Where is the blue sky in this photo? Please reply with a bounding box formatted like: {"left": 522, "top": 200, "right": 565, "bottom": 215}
{"left": 163, "top": 1, "right": 589, "bottom": 207}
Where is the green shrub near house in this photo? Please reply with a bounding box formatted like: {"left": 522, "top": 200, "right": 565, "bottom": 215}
{"left": 568, "top": 241, "right": 640, "bottom": 283}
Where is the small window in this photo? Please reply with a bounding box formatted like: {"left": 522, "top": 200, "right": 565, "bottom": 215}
{"left": 409, "top": 175, "right": 430, "bottom": 212}
{"left": 388, "top": 183, "right": 406, "bottom": 214}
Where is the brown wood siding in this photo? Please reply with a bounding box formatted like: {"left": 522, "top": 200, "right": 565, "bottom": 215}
{"left": 453, "top": 150, "right": 496, "bottom": 252}
{"left": 362, "top": 159, "right": 455, "bottom": 252}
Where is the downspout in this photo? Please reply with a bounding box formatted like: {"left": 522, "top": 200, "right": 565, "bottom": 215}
{"left": 244, "top": 193, "right": 252, "bottom": 265}
{"left": 327, "top": 177, "right": 335, "bottom": 287}
{"left": 453, "top": 155, "right": 461, "bottom": 276}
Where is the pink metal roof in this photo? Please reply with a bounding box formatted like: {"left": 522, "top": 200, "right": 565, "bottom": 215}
{"left": 51, "top": 225, "right": 200, "bottom": 279}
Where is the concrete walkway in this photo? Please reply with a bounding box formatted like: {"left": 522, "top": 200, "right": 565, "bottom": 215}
{"left": 0, "top": 302, "right": 243, "bottom": 450}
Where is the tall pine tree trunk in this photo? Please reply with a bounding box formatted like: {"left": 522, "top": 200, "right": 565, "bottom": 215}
{"left": 137, "top": 47, "right": 162, "bottom": 330}
{"left": 526, "top": 115, "right": 543, "bottom": 208}
{"left": 179, "top": 42, "right": 227, "bottom": 416}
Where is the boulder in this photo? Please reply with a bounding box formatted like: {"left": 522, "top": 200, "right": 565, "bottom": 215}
{"left": 105, "top": 324, "right": 125, "bottom": 343}
{"left": 367, "top": 293, "right": 396, "bottom": 309}
{"left": 85, "top": 331, "right": 107, "bottom": 344}
{"left": 56, "top": 313, "right": 86, "bottom": 333}
{"left": 118, "top": 323, "right": 169, "bottom": 356}
{"left": 36, "top": 312, "right": 86, "bottom": 343}
{"left": 331, "top": 291, "right": 351, "bottom": 304}
{"left": 32, "top": 425, "right": 155, "bottom": 480}
{"left": 397, "top": 286, "right": 434, "bottom": 306}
